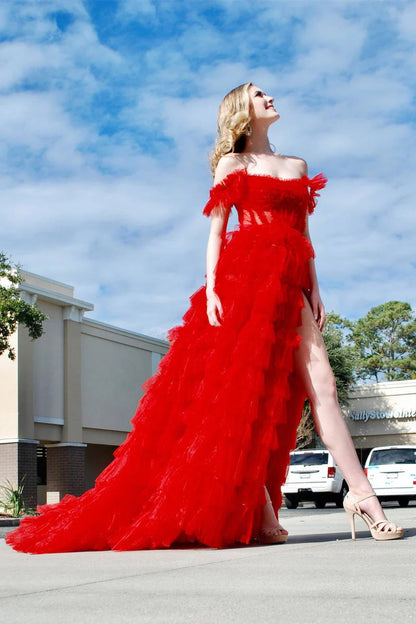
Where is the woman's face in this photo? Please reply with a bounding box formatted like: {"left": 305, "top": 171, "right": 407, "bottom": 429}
{"left": 248, "top": 85, "right": 279, "bottom": 124}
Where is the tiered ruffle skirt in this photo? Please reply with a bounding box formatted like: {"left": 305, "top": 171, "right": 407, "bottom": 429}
{"left": 6, "top": 221, "right": 313, "bottom": 553}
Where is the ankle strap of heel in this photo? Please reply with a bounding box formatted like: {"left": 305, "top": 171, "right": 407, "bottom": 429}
{"left": 348, "top": 492, "right": 376, "bottom": 505}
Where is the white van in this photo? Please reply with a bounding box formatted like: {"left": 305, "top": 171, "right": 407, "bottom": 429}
{"left": 282, "top": 449, "right": 348, "bottom": 509}
{"left": 364, "top": 445, "right": 416, "bottom": 507}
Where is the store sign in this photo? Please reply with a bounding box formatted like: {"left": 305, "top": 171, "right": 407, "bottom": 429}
{"left": 349, "top": 409, "right": 416, "bottom": 423}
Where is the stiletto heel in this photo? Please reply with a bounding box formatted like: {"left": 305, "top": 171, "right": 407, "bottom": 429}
{"left": 345, "top": 508, "right": 356, "bottom": 540}
{"left": 343, "top": 492, "right": 403, "bottom": 541}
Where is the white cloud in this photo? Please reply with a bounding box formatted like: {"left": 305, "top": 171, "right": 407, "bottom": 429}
{"left": 0, "top": 91, "right": 90, "bottom": 174}
{"left": 116, "top": 0, "right": 157, "bottom": 21}
{"left": 395, "top": 2, "right": 416, "bottom": 40}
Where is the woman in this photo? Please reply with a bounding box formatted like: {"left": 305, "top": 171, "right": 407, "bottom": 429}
{"left": 204, "top": 82, "right": 403, "bottom": 543}
{"left": 5, "top": 83, "right": 402, "bottom": 554}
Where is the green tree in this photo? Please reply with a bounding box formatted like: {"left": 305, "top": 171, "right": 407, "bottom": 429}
{"left": 296, "top": 313, "right": 355, "bottom": 449}
{"left": 351, "top": 301, "right": 416, "bottom": 382}
{"left": 0, "top": 252, "right": 47, "bottom": 359}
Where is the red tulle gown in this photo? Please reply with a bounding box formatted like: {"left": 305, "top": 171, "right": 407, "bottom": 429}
{"left": 6, "top": 168, "right": 327, "bottom": 554}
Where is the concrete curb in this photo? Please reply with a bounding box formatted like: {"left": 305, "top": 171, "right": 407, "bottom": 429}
{"left": 0, "top": 516, "right": 23, "bottom": 527}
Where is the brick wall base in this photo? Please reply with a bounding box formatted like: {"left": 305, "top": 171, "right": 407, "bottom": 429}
{"left": 46, "top": 444, "right": 86, "bottom": 502}
{"left": 0, "top": 441, "right": 38, "bottom": 509}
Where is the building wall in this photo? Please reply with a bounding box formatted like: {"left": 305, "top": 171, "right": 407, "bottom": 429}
{"left": 0, "top": 271, "right": 169, "bottom": 508}
{"left": 0, "top": 332, "right": 18, "bottom": 439}
{"left": 344, "top": 380, "right": 416, "bottom": 450}
{"left": 81, "top": 319, "right": 163, "bottom": 435}
{"left": 32, "top": 300, "right": 65, "bottom": 425}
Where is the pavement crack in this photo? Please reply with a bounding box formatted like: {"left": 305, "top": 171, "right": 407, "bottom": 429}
{"left": 0, "top": 549, "right": 276, "bottom": 601}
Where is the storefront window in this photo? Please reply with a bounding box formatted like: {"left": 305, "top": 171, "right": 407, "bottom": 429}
{"left": 37, "top": 446, "right": 47, "bottom": 485}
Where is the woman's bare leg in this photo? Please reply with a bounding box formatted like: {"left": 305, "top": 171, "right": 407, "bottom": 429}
{"left": 291, "top": 293, "right": 401, "bottom": 529}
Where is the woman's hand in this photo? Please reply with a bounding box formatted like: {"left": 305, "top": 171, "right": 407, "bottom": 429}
{"left": 206, "top": 289, "right": 223, "bottom": 326}
{"left": 309, "top": 288, "right": 326, "bottom": 332}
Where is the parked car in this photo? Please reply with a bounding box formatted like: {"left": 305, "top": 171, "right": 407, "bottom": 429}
{"left": 282, "top": 449, "right": 348, "bottom": 509}
{"left": 364, "top": 445, "right": 416, "bottom": 507}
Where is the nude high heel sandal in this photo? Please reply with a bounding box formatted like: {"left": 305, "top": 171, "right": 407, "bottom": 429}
{"left": 258, "top": 526, "right": 288, "bottom": 545}
{"left": 258, "top": 494, "right": 288, "bottom": 544}
{"left": 343, "top": 492, "right": 403, "bottom": 541}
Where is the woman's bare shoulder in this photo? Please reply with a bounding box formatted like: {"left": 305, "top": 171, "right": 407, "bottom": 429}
{"left": 214, "top": 154, "right": 245, "bottom": 185}
{"left": 282, "top": 155, "right": 308, "bottom": 177}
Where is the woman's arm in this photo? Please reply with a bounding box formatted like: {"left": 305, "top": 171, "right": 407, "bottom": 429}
{"left": 303, "top": 214, "right": 326, "bottom": 332}
{"left": 205, "top": 155, "right": 240, "bottom": 326}
{"left": 206, "top": 211, "right": 227, "bottom": 326}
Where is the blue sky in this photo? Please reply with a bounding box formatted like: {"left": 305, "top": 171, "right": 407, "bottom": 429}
{"left": 1, "top": 0, "right": 415, "bottom": 338}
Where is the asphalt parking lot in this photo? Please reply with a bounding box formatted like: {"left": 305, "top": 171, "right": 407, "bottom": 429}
{"left": 1, "top": 502, "right": 415, "bottom": 624}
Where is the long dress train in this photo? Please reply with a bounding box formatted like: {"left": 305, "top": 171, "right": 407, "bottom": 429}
{"left": 5, "top": 168, "right": 327, "bottom": 553}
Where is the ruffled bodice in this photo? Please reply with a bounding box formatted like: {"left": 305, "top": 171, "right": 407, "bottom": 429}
{"left": 203, "top": 169, "right": 327, "bottom": 232}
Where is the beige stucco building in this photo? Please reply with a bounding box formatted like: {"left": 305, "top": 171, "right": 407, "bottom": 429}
{"left": 1, "top": 271, "right": 415, "bottom": 509}
{"left": 344, "top": 380, "right": 416, "bottom": 463}
{"left": 0, "top": 271, "right": 169, "bottom": 509}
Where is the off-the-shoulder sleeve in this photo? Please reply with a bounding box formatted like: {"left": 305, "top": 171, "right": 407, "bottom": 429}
{"left": 202, "top": 170, "right": 242, "bottom": 217}
{"left": 307, "top": 173, "right": 327, "bottom": 214}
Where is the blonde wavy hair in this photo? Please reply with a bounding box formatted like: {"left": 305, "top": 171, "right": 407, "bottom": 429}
{"left": 209, "top": 82, "right": 253, "bottom": 175}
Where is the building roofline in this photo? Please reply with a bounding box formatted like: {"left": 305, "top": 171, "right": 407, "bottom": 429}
{"left": 82, "top": 317, "right": 169, "bottom": 347}
{"left": 18, "top": 283, "right": 94, "bottom": 312}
